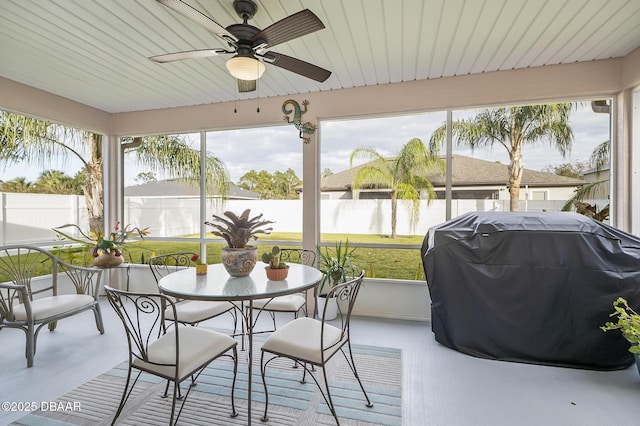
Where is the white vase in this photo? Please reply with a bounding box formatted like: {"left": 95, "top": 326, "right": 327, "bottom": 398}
{"left": 317, "top": 295, "right": 338, "bottom": 320}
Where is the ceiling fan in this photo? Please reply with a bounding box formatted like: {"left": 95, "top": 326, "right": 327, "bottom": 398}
{"left": 151, "top": 0, "right": 332, "bottom": 92}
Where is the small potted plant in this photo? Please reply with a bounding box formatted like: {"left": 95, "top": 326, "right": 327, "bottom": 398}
{"left": 601, "top": 297, "right": 640, "bottom": 375}
{"left": 262, "top": 246, "right": 289, "bottom": 280}
{"left": 191, "top": 255, "right": 207, "bottom": 275}
{"left": 53, "top": 221, "right": 149, "bottom": 267}
{"left": 317, "top": 239, "right": 360, "bottom": 319}
{"left": 204, "top": 209, "right": 274, "bottom": 277}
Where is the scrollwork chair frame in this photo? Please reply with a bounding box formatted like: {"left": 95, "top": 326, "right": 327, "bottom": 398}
{"left": 260, "top": 271, "right": 372, "bottom": 425}
{"left": 0, "top": 244, "right": 104, "bottom": 368}
{"left": 105, "top": 286, "right": 238, "bottom": 425}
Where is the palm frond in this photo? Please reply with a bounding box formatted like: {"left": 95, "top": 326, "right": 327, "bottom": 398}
{"left": 561, "top": 179, "right": 609, "bottom": 211}
{"left": 589, "top": 140, "right": 610, "bottom": 174}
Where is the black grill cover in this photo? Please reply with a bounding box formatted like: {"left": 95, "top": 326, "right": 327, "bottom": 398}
{"left": 422, "top": 211, "right": 640, "bottom": 370}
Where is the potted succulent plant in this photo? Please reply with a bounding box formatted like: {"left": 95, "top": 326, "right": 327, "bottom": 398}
{"left": 317, "top": 239, "right": 360, "bottom": 320}
{"left": 205, "top": 209, "right": 273, "bottom": 277}
{"left": 262, "top": 246, "right": 289, "bottom": 280}
{"left": 601, "top": 297, "right": 640, "bottom": 375}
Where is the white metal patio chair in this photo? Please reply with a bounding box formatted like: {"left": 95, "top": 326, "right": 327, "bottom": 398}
{"left": 104, "top": 285, "right": 238, "bottom": 425}
{"left": 260, "top": 271, "right": 372, "bottom": 425}
{"left": 251, "top": 248, "right": 317, "bottom": 328}
{"left": 149, "top": 252, "right": 237, "bottom": 333}
{"left": 0, "top": 244, "right": 104, "bottom": 368}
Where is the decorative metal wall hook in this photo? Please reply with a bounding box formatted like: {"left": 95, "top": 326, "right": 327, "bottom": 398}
{"left": 282, "top": 99, "right": 316, "bottom": 144}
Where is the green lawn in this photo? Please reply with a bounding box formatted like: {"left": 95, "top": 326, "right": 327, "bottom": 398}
{"left": 54, "top": 232, "right": 426, "bottom": 281}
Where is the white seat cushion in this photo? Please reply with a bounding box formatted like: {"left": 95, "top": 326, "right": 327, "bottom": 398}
{"left": 253, "top": 294, "right": 306, "bottom": 312}
{"left": 261, "top": 317, "right": 346, "bottom": 364}
{"left": 133, "top": 327, "right": 236, "bottom": 381}
{"left": 13, "top": 294, "right": 95, "bottom": 321}
{"left": 165, "top": 300, "right": 233, "bottom": 324}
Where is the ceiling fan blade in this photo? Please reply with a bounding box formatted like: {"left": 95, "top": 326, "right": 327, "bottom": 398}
{"left": 264, "top": 51, "right": 331, "bottom": 82}
{"left": 156, "top": 0, "right": 238, "bottom": 44}
{"left": 150, "top": 49, "right": 227, "bottom": 63}
{"left": 238, "top": 79, "right": 256, "bottom": 93}
{"left": 252, "top": 9, "right": 324, "bottom": 49}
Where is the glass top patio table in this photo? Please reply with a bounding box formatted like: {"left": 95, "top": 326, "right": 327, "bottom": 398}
{"left": 158, "top": 262, "right": 323, "bottom": 425}
{"left": 157, "top": 262, "right": 322, "bottom": 302}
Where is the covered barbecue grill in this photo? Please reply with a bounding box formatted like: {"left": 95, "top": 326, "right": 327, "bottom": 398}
{"left": 422, "top": 211, "right": 640, "bottom": 370}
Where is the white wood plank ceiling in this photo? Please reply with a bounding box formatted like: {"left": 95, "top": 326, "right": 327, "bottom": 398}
{"left": 1, "top": 0, "right": 639, "bottom": 113}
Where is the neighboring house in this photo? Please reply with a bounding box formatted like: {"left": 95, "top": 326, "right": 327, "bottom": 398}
{"left": 308, "top": 155, "right": 585, "bottom": 201}
{"left": 125, "top": 179, "right": 259, "bottom": 199}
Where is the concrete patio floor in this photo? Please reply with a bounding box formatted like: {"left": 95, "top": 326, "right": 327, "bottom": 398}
{"left": 1, "top": 297, "right": 639, "bottom": 425}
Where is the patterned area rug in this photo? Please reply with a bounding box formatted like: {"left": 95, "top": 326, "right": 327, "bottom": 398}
{"left": 14, "top": 334, "right": 402, "bottom": 425}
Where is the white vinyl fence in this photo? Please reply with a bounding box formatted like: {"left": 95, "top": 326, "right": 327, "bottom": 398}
{"left": 0, "top": 192, "right": 584, "bottom": 245}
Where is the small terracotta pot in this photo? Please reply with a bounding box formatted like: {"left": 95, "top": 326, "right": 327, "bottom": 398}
{"left": 195, "top": 264, "right": 208, "bottom": 275}
{"left": 265, "top": 266, "right": 289, "bottom": 281}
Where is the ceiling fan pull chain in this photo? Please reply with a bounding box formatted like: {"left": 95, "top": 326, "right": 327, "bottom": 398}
{"left": 256, "top": 70, "right": 260, "bottom": 113}
{"left": 234, "top": 86, "right": 238, "bottom": 114}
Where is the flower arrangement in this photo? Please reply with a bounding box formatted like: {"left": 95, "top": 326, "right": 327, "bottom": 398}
{"left": 53, "top": 221, "right": 149, "bottom": 257}
{"left": 191, "top": 254, "right": 204, "bottom": 265}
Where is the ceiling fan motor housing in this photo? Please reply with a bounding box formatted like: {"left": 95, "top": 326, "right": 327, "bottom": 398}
{"left": 233, "top": 0, "right": 258, "bottom": 21}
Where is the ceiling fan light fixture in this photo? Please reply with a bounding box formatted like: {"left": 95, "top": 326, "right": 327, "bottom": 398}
{"left": 226, "top": 55, "right": 265, "bottom": 80}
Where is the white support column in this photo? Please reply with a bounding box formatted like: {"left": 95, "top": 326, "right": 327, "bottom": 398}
{"left": 631, "top": 87, "right": 640, "bottom": 235}
{"left": 445, "top": 110, "right": 453, "bottom": 221}
{"left": 103, "top": 134, "right": 119, "bottom": 233}
{"left": 612, "top": 90, "right": 633, "bottom": 232}
{"left": 103, "top": 133, "right": 123, "bottom": 288}
{"left": 302, "top": 119, "right": 321, "bottom": 317}
{"left": 302, "top": 124, "right": 320, "bottom": 255}
{"left": 0, "top": 193, "right": 5, "bottom": 245}
{"left": 200, "top": 131, "right": 207, "bottom": 259}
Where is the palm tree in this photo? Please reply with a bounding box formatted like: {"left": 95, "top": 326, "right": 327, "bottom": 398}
{"left": 429, "top": 104, "right": 574, "bottom": 211}
{"left": 562, "top": 139, "right": 610, "bottom": 221}
{"left": 0, "top": 177, "right": 32, "bottom": 193}
{"left": 0, "top": 111, "right": 229, "bottom": 230}
{"left": 350, "top": 137, "right": 443, "bottom": 238}
{"left": 34, "top": 170, "right": 80, "bottom": 194}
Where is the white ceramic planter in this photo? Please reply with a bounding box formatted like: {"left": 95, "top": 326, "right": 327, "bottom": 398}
{"left": 317, "top": 295, "right": 338, "bottom": 320}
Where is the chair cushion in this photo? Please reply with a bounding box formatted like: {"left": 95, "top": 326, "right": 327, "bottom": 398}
{"left": 165, "top": 300, "right": 233, "bottom": 324}
{"left": 13, "top": 294, "right": 95, "bottom": 321}
{"left": 252, "top": 294, "right": 306, "bottom": 312}
{"left": 261, "top": 317, "right": 346, "bottom": 364}
{"left": 133, "top": 327, "right": 236, "bottom": 381}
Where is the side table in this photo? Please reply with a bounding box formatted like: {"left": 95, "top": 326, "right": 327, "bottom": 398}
{"left": 96, "top": 262, "right": 132, "bottom": 291}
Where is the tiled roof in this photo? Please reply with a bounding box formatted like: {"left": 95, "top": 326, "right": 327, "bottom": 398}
{"left": 318, "top": 155, "right": 584, "bottom": 192}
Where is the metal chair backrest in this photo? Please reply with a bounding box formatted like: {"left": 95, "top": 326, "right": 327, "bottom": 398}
{"left": 104, "top": 285, "right": 178, "bottom": 368}
{"left": 148, "top": 252, "right": 197, "bottom": 284}
{"left": 279, "top": 248, "right": 316, "bottom": 267}
{"left": 0, "top": 244, "right": 101, "bottom": 320}
{"left": 320, "top": 271, "right": 365, "bottom": 354}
